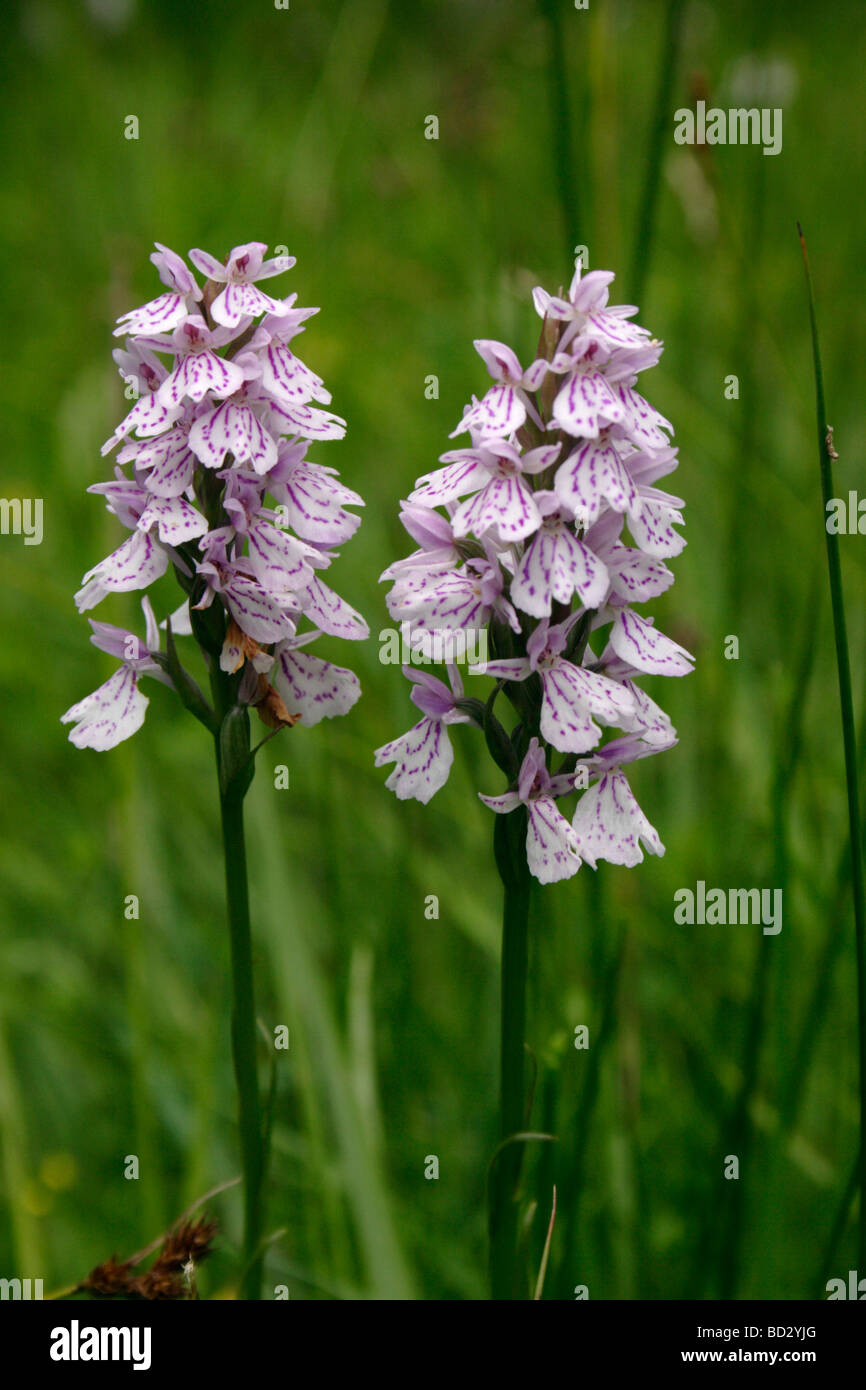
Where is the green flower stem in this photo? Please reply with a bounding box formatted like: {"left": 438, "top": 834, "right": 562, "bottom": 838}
{"left": 211, "top": 668, "right": 266, "bottom": 1300}
{"left": 490, "top": 806, "right": 531, "bottom": 1299}
{"left": 799, "top": 222, "right": 866, "bottom": 1272}
{"left": 217, "top": 781, "right": 265, "bottom": 1300}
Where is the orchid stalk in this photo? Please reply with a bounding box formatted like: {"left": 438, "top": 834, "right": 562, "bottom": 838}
{"left": 62, "top": 241, "right": 368, "bottom": 1299}
{"left": 376, "top": 259, "right": 692, "bottom": 1298}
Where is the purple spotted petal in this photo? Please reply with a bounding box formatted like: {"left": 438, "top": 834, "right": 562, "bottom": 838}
{"left": 221, "top": 574, "right": 297, "bottom": 644}
{"left": 470, "top": 657, "right": 531, "bottom": 680}
{"left": 271, "top": 463, "right": 363, "bottom": 544}
{"left": 621, "top": 681, "right": 677, "bottom": 746}
{"left": 453, "top": 383, "right": 526, "bottom": 439}
{"left": 604, "top": 542, "right": 674, "bottom": 602}
{"left": 298, "top": 576, "right": 369, "bottom": 640}
{"left": 610, "top": 610, "right": 694, "bottom": 676}
{"left": 138, "top": 495, "right": 208, "bottom": 545}
{"left": 479, "top": 790, "right": 522, "bottom": 814}
{"left": 267, "top": 398, "right": 347, "bottom": 441}
{"left": 189, "top": 400, "right": 278, "bottom": 473}
{"left": 553, "top": 437, "right": 637, "bottom": 528}
{"left": 114, "top": 293, "right": 189, "bottom": 338}
{"left": 102, "top": 393, "right": 182, "bottom": 454}
{"left": 410, "top": 455, "right": 489, "bottom": 506}
{"left": 387, "top": 568, "right": 490, "bottom": 633}
{"left": 134, "top": 430, "right": 197, "bottom": 497}
{"left": 259, "top": 343, "right": 330, "bottom": 405}
{"left": 511, "top": 522, "right": 609, "bottom": 616}
{"left": 247, "top": 523, "right": 317, "bottom": 602}
{"left": 451, "top": 475, "right": 542, "bottom": 543}
{"left": 473, "top": 338, "right": 524, "bottom": 382}
{"left": 552, "top": 371, "right": 625, "bottom": 438}
{"left": 539, "top": 661, "right": 636, "bottom": 754}
{"left": 75, "top": 532, "right": 169, "bottom": 612}
{"left": 572, "top": 769, "right": 663, "bottom": 866}
{"left": 158, "top": 350, "right": 245, "bottom": 408}
{"left": 212, "top": 281, "right": 290, "bottom": 328}
{"left": 628, "top": 488, "right": 686, "bottom": 557}
{"left": 61, "top": 667, "right": 149, "bottom": 751}
{"left": 616, "top": 384, "right": 673, "bottom": 450}
{"left": 525, "top": 799, "right": 582, "bottom": 883}
{"left": 188, "top": 247, "right": 229, "bottom": 281}
{"left": 273, "top": 648, "right": 361, "bottom": 726}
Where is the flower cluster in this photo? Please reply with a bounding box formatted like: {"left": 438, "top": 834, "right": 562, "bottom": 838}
{"left": 376, "top": 261, "right": 693, "bottom": 884}
{"left": 63, "top": 242, "right": 367, "bottom": 751}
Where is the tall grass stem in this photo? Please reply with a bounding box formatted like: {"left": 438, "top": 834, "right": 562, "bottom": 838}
{"left": 799, "top": 222, "right": 866, "bottom": 1272}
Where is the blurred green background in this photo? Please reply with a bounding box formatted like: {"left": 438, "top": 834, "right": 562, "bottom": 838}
{"left": 1, "top": 0, "right": 865, "bottom": 1300}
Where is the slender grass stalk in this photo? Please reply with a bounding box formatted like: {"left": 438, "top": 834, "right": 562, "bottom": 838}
{"left": 629, "top": 0, "right": 685, "bottom": 308}
{"left": 725, "top": 131, "right": 767, "bottom": 621}
{"left": 490, "top": 806, "right": 531, "bottom": 1299}
{"left": 249, "top": 779, "right": 415, "bottom": 1299}
{"left": 621, "top": 931, "right": 649, "bottom": 1299}
{"left": 799, "top": 222, "right": 866, "bottom": 1272}
{"left": 0, "top": 1022, "right": 43, "bottom": 1279}
{"left": 783, "top": 687, "right": 866, "bottom": 1134}
{"left": 717, "top": 585, "right": 818, "bottom": 1298}
{"left": 533, "top": 1185, "right": 557, "bottom": 1300}
{"left": 816, "top": 1148, "right": 861, "bottom": 1296}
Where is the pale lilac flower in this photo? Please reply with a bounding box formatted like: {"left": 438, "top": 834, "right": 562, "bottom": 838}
{"left": 475, "top": 617, "right": 636, "bottom": 755}
{"left": 113, "top": 243, "right": 202, "bottom": 338}
{"left": 61, "top": 600, "right": 169, "bottom": 750}
{"left": 128, "top": 427, "right": 197, "bottom": 497}
{"left": 582, "top": 510, "right": 674, "bottom": 606}
{"left": 510, "top": 491, "right": 609, "bottom": 616}
{"left": 532, "top": 265, "right": 653, "bottom": 358}
{"left": 451, "top": 340, "right": 548, "bottom": 440}
{"left": 374, "top": 667, "right": 470, "bottom": 803}
{"left": 480, "top": 739, "right": 582, "bottom": 885}
{"left": 189, "top": 242, "right": 295, "bottom": 328}
{"left": 608, "top": 609, "right": 694, "bottom": 677}
{"left": 75, "top": 531, "right": 169, "bottom": 612}
{"left": 189, "top": 395, "right": 279, "bottom": 474}
{"left": 551, "top": 357, "right": 627, "bottom": 439}
{"left": 379, "top": 505, "right": 460, "bottom": 582}
{"left": 410, "top": 446, "right": 491, "bottom": 507}
{"left": 298, "top": 573, "right": 369, "bottom": 641}
{"left": 272, "top": 633, "right": 361, "bottom": 726}
{"left": 261, "top": 392, "right": 348, "bottom": 443}
{"left": 552, "top": 430, "right": 639, "bottom": 528}
{"left": 448, "top": 441, "right": 561, "bottom": 544}
{"left": 387, "top": 550, "right": 519, "bottom": 638}
{"left": 155, "top": 316, "right": 246, "bottom": 408}
{"left": 571, "top": 755, "right": 665, "bottom": 868}
{"left": 268, "top": 441, "right": 364, "bottom": 545}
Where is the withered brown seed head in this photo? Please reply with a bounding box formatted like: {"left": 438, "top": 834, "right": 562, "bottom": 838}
{"left": 82, "top": 1256, "right": 134, "bottom": 1296}
{"left": 254, "top": 675, "right": 300, "bottom": 730}
{"left": 158, "top": 1216, "right": 219, "bottom": 1271}
{"left": 131, "top": 1268, "right": 185, "bottom": 1301}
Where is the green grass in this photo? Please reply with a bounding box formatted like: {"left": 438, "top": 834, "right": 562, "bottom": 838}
{"left": 1, "top": 0, "right": 865, "bottom": 1299}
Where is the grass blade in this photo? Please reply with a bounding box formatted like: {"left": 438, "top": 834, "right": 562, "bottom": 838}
{"left": 798, "top": 221, "right": 866, "bottom": 1272}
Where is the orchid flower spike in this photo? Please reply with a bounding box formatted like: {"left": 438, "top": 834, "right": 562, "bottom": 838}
{"left": 376, "top": 257, "right": 692, "bottom": 884}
